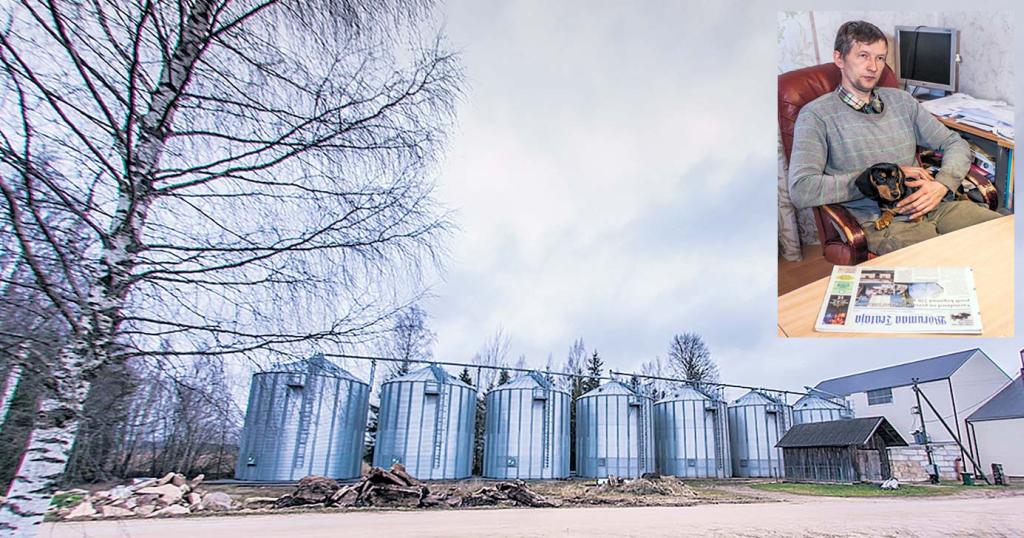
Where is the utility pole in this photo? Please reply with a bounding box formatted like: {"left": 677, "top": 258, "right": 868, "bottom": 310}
{"left": 911, "top": 378, "right": 938, "bottom": 484}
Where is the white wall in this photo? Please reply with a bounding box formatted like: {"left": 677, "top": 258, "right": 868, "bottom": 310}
{"left": 848, "top": 379, "right": 956, "bottom": 443}
{"left": 971, "top": 418, "right": 1024, "bottom": 477}
{"left": 809, "top": 11, "right": 1014, "bottom": 105}
{"left": 846, "top": 353, "right": 1010, "bottom": 448}
{"left": 949, "top": 355, "right": 1014, "bottom": 437}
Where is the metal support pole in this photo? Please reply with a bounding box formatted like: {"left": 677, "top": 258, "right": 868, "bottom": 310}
{"left": 914, "top": 382, "right": 990, "bottom": 484}
{"left": 912, "top": 379, "right": 938, "bottom": 484}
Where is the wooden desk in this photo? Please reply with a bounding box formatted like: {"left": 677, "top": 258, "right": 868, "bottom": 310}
{"left": 937, "top": 116, "right": 1013, "bottom": 150}
{"left": 934, "top": 115, "right": 1014, "bottom": 211}
{"left": 778, "top": 216, "right": 1014, "bottom": 337}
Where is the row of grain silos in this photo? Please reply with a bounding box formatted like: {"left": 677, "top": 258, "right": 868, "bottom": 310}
{"left": 236, "top": 357, "right": 848, "bottom": 481}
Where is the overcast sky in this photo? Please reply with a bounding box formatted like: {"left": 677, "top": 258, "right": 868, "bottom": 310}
{"left": 355, "top": 0, "right": 1024, "bottom": 403}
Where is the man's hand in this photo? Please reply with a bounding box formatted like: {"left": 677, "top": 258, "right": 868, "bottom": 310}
{"left": 899, "top": 166, "right": 935, "bottom": 182}
{"left": 897, "top": 177, "right": 949, "bottom": 220}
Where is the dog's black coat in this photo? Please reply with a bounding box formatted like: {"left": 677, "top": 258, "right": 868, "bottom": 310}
{"left": 854, "top": 162, "right": 920, "bottom": 229}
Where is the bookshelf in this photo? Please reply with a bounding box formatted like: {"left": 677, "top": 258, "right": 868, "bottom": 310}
{"left": 935, "top": 116, "right": 1014, "bottom": 211}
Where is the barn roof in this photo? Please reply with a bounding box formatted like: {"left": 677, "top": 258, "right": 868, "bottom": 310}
{"left": 776, "top": 417, "right": 907, "bottom": 448}
{"left": 813, "top": 349, "right": 983, "bottom": 396}
{"left": 968, "top": 376, "right": 1024, "bottom": 422}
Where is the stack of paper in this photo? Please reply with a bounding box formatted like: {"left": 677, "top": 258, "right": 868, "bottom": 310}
{"left": 919, "top": 93, "right": 1014, "bottom": 141}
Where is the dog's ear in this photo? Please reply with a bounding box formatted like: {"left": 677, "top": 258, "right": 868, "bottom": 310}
{"left": 854, "top": 167, "right": 877, "bottom": 199}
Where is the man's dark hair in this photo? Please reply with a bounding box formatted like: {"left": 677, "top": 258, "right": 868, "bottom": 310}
{"left": 834, "top": 21, "right": 886, "bottom": 57}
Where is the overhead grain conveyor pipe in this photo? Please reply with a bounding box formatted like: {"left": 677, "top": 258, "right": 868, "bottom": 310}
{"left": 608, "top": 370, "right": 815, "bottom": 398}
{"left": 324, "top": 353, "right": 613, "bottom": 381}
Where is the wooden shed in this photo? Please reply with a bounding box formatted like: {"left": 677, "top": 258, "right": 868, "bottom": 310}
{"left": 775, "top": 416, "right": 907, "bottom": 483}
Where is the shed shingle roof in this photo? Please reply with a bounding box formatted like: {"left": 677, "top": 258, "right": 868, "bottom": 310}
{"left": 967, "top": 377, "right": 1024, "bottom": 422}
{"left": 813, "top": 349, "right": 982, "bottom": 397}
{"left": 776, "top": 417, "right": 907, "bottom": 448}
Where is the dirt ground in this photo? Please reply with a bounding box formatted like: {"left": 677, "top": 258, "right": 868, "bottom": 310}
{"left": 47, "top": 493, "right": 1024, "bottom": 537}
{"left": 196, "top": 476, "right": 775, "bottom": 509}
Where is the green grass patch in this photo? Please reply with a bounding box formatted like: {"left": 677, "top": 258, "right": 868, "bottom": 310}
{"left": 50, "top": 491, "right": 85, "bottom": 507}
{"left": 749, "top": 482, "right": 960, "bottom": 497}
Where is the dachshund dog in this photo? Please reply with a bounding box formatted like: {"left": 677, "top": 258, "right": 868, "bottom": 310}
{"left": 854, "top": 163, "right": 920, "bottom": 230}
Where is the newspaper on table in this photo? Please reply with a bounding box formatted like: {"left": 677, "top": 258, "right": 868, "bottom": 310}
{"left": 814, "top": 266, "right": 982, "bottom": 334}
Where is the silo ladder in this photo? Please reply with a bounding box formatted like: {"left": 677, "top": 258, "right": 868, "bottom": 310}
{"left": 637, "top": 402, "right": 647, "bottom": 472}
{"left": 293, "top": 374, "right": 316, "bottom": 468}
{"left": 713, "top": 404, "right": 725, "bottom": 472}
{"left": 541, "top": 391, "right": 552, "bottom": 469}
{"left": 432, "top": 385, "right": 449, "bottom": 468}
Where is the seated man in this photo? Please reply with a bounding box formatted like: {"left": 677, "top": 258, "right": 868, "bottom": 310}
{"left": 788, "top": 20, "right": 1001, "bottom": 255}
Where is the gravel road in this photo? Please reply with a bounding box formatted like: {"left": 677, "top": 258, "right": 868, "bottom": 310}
{"left": 46, "top": 495, "right": 1024, "bottom": 537}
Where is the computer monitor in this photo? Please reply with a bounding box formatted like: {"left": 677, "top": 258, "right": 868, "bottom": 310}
{"left": 894, "top": 26, "right": 960, "bottom": 94}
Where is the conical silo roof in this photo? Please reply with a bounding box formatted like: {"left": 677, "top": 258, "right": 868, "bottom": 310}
{"left": 793, "top": 395, "right": 845, "bottom": 410}
{"left": 265, "top": 354, "right": 364, "bottom": 382}
{"left": 732, "top": 390, "right": 781, "bottom": 406}
{"left": 657, "top": 385, "right": 712, "bottom": 404}
{"left": 579, "top": 380, "right": 645, "bottom": 399}
{"left": 386, "top": 363, "right": 473, "bottom": 389}
{"left": 491, "top": 371, "right": 568, "bottom": 394}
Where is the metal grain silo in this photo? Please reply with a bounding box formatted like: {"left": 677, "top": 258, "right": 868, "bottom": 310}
{"left": 236, "top": 354, "right": 369, "bottom": 481}
{"left": 727, "top": 390, "right": 792, "bottom": 478}
{"left": 374, "top": 364, "right": 476, "bottom": 479}
{"left": 792, "top": 395, "right": 852, "bottom": 425}
{"left": 653, "top": 385, "right": 732, "bottom": 478}
{"left": 576, "top": 380, "right": 654, "bottom": 478}
{"left": 483, "top": 371, "right": 570, "bottom": 479}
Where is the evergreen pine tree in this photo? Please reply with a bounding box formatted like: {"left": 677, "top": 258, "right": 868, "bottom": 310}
{"left": 458, "top": 367, "right": 474, "bottom": 386}
{"left": 461, "top": 368, "right": 487, "bottom": 476}
{"left": 584, "top": 350, "right": 603, "bottom": 392}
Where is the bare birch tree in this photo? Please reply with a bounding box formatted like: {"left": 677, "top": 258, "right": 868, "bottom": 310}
{"left": 666, "top": 332, "right": 719, "bottom": 390}
{"left": 635, "top": 356, "right": 668, "bottom": 400}
{"left": 380, "top": 304, "right": 435, "bottom": 379}
{"left": 0, "top": 0, "right": 459, "bottom": 533}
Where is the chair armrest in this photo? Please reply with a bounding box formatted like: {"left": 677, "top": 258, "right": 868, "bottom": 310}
{"left": 918, "top": 149, "right": 999, "bottom": 210}
{"left": 963, "top": 169, "right": 999, "bottom": 210}
{"left": 812, "top": 204, "right": 869, "bottom": 265}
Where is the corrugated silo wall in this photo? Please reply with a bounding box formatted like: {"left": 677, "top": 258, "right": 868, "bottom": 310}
{"left": 576, "top": 394, "right": 655, "bottom": 478}
{"left": 793, "top": 406, "right": 845, "bottom": 425}
{"left": 727, "top": 403, "right": 791, "bottom": 478}
{"left": 483, "top": 387, "right": 570, "bottom": 479}
{"left": 374, "top": 380, "right": 476, "bottom": 479}
{"left": 654, "top": 399, "right": 732, "bottom": 478}
{"left": 235, "top": 372, "right": 370, "bottom": 481}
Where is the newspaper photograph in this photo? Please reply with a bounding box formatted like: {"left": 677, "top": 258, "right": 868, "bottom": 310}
{"left": 814, "top": 266, "right": 982, "bottom": 334}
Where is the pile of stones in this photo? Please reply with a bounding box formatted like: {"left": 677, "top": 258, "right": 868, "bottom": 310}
{"left": 53, "top": 472, "right": 234, "bottom": 520}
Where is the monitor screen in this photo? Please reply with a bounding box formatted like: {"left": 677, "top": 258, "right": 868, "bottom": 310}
{"left": 897, "top": 30, "right": 952, "bottom": 86}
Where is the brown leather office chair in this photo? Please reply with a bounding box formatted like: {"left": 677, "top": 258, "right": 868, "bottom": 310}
{"left": 778, "top": 62, "right": 998, "bottom": 265}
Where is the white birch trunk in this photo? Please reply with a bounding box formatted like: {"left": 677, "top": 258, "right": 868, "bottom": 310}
{"left": 0, "top": 364, "right": 22, "bottom": 432}
{"left": 0, "top": 364, "right": 23, "bottom": 433}
{"left": 0, "top": 2, "right": 216, "bottom": 535}
{"left": 0, "top": 346, "right": 90, "bottom": 536}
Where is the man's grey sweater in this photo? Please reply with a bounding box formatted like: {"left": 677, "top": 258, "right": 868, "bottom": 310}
{"left": 788, "top": 87, "right": 971, "bottom": 224}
